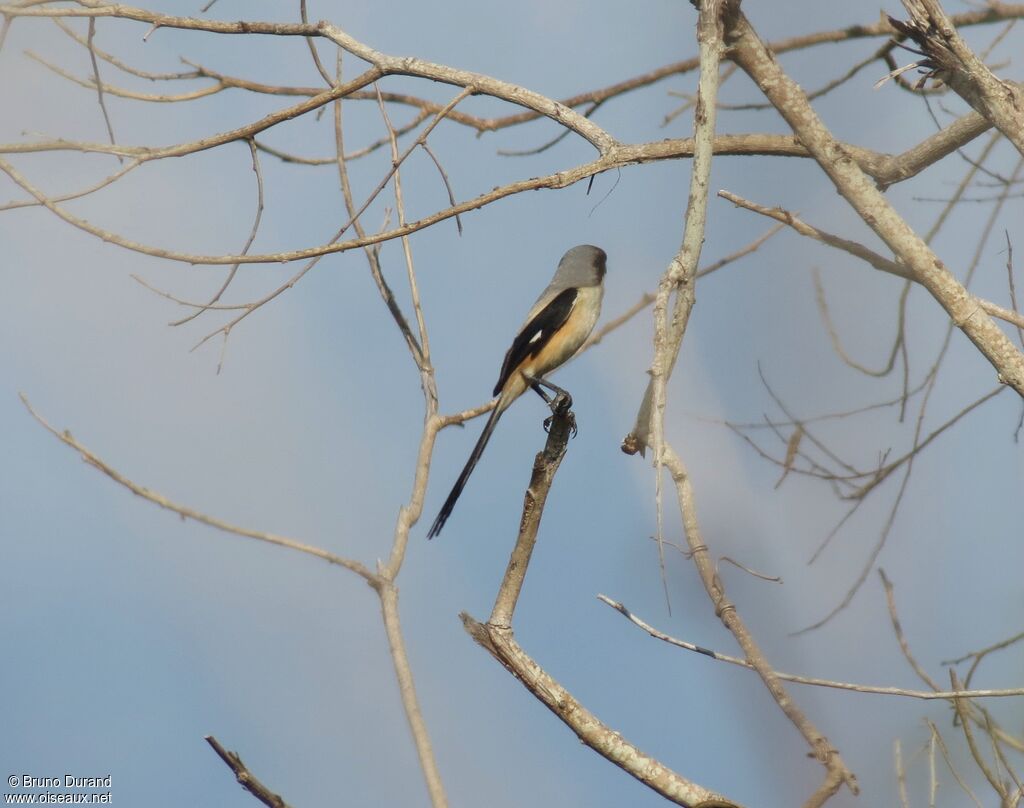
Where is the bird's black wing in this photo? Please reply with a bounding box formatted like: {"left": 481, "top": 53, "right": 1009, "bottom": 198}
{"left": 492, "top": 286, "right": 578, "bottom": 397}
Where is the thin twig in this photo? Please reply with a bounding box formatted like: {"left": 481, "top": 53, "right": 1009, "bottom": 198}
{"left": 374, "top": 82, "right": 433, "bottom": 368}
{"left": 51, "top": 18, "right": 199, "bottom": 80}
{"left": 661, "top": 442, "right": 859, "bottom": 800}
{"left": 943, "top": 629, "right": 1024, "bottom": 667}
{"left": 927, "top": 729, "right": 936, "bottom": 808}
{"left": 928, "top": 720, "right": 985, "bottom": 808}
{"left": 718, "top": 190, "right": 1024, "bottom": 332}
{"left": 1007, "top": 231, "right": 1024, "bottom": 348}
{"left": 598, "top": 595, "right": 1024, "bottom": 700}
{"left": 0, "top": 157, "right": 141, "bottom": 212}
{"left": 85, "top": 18, "right": 119, "bottom": 159}
{"left": 184, "top": 85, "right": 472, "bottom": 353}
{"left": 205, "top": 736, "right": 291, "bottom": 808}
{"left": 881, "top": 570, "right": 1024, "bottom": 756}
{"left": 0, "top": 12, "right": 12, "bottom": 54}
{"left": 949, "top": 669, "right": 1009, "bottom": 803}
{"left": 333, "top": 58, "right": 424, "bottom": 372}
{"left": 19, "top": 394, "right": 375, "bottom": 581}
{"left": 167, "top": 138, "right": 265, "bottom": 338}
{"left": 895, "top": 740, "right": 910, "bottom": 808}
{"left": 630, "top": 0, "right": 729, "bottom": 614}
{"left": 419, "top": 141, "right": 462, "bottom": 235}
{"left": 299, "top": 0, "right": 333, "bottom": 87}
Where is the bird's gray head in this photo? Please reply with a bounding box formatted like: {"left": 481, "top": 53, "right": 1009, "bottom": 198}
{"left": 556, "top": 245, "right": 607, "bottom": 288}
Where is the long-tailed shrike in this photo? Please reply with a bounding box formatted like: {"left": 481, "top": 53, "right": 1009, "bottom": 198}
{"left": 427, "top": 244, "right": 607, "bottom": 538}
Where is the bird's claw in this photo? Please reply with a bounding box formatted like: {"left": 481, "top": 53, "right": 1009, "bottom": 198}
{"left": 543, "top": 392, "right": 577, "bottom": 436}
{"left": 550, "top": 390, "right": 573, "bottom": 414}
{"left": 542, "top": 414, "right": 577, "bottom": 435}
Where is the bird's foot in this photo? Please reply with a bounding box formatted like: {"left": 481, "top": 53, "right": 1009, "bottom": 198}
{"left": 549, "top": 389, "right": 573, "bottom": 413}
{"left": 543, "top": 391, "right": 577, "bottom": 437}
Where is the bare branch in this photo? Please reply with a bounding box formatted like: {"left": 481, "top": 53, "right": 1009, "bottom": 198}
{"left": 489, "top": 399, "right": 574, "bottom": 628}
{"left": 725, "top": 7, "right": 1024, "bottom": 398}
{"left": 205, "top": 736, "right": 291, "bottom": 808}
{"left": 881, "top": 570, "right": 1024, "bottom": 755}
{"left": 597, "top": 596, "right": 1024, "bottom": 700}
{"left": 326, "top": 56, "right": 447, "bottom": 804}
{"left": 19, "top": 394, "right": 376, "bottom": 582}
{"left": 895, "top": 740, "right": 910, "bottom": 808}
{"left": 51, "top": 17, "right": 200, "bottom": 80}
{"left": 166, "top": 138, "right": 265, "bottom": 334}
{"left": 1006, "top": 231, "right": 1024, "bottom": 348}
{"left": 928, "top": 720, "right": 986, "bottom": 808}
{"left": 943, "top": 629, "right": 1024, "bottom": 667}
{"left": 949, "top": 670, "right": 1010, "bottom": 803}
{"left": 660, "top": 443, "right": 859, "bottom": 801}
{"left": 8, "top": 2, "right": 1024, "bottom": 135}
{"left": 378, "top": 581, "right": 448, "bottom": 808}
{"left": 462, "top": 613, "right": 739, "bottom": 808}
{"left": 640, "top": 0, "right": 729, "bottom": 611}
{"left": 85, "top": 18, "right": 118, "bottom": 156}
{"left": 890, "top": 1, "right": 1024, "bottom": 157}
{"left": 459, "top": 398, "right": 736, "bottom": 806}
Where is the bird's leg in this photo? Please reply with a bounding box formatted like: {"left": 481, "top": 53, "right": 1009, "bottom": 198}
{"left": 526, "top": 375, "right": 577, "bottom": 437}
{"left": 530, "top": 382, "right": 553, "bottom": 405}
{"left": 526, "top": 375, "right": 573, "bottom": 411}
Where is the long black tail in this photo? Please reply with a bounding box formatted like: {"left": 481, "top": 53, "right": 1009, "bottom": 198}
{"left": 427, "top": 404, "right": 504, "bottom": 538}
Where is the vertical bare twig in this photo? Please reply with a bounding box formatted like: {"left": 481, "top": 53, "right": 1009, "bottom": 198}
{"left": 375, "top": 577, "right": 447, "bottom": 808}
{"left": 927, "top": 730, "right": 937, "bottom": 808}
{"left": 624, "top": 0, "right": 727, "bottom": 611}
{"left": 1006, "top": 232, "right": 1024, "bottom": 348}
{"left": 949, "top": 669, "right": 1009, "bottom": 804}
{"left": 86, "top": 18, "right": 119, "bottom": 158}
{"left": 334, "top": 59, "right": 424, "bottom": 372}
{"left": 331, "top": 58, "right": 450, "bottom": 808}
{"left": 0, "top": 13, "right": 12, "bottom": 54}
{"left": 299, "top": 0, "right": 334, "bottom": 87}
{"left": 895, "top": 739, "right": 910, "bottom": 808}
{"left": 373, "top": 83, "right": 435, "bottom": 379}
{"left": 661, "top": 444, "right": 858, "bottom": 805}
{"left": 928, "top": 720, "right": 985, "bottom": 808}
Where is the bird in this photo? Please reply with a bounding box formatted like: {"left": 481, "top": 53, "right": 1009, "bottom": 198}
{"left": 427, "top": 244, "right": 607, "bottom": 538}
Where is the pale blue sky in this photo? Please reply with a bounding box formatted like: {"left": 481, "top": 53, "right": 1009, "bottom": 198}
{"left": 2, "top": 2, "right": 1022, "bottom": 807}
